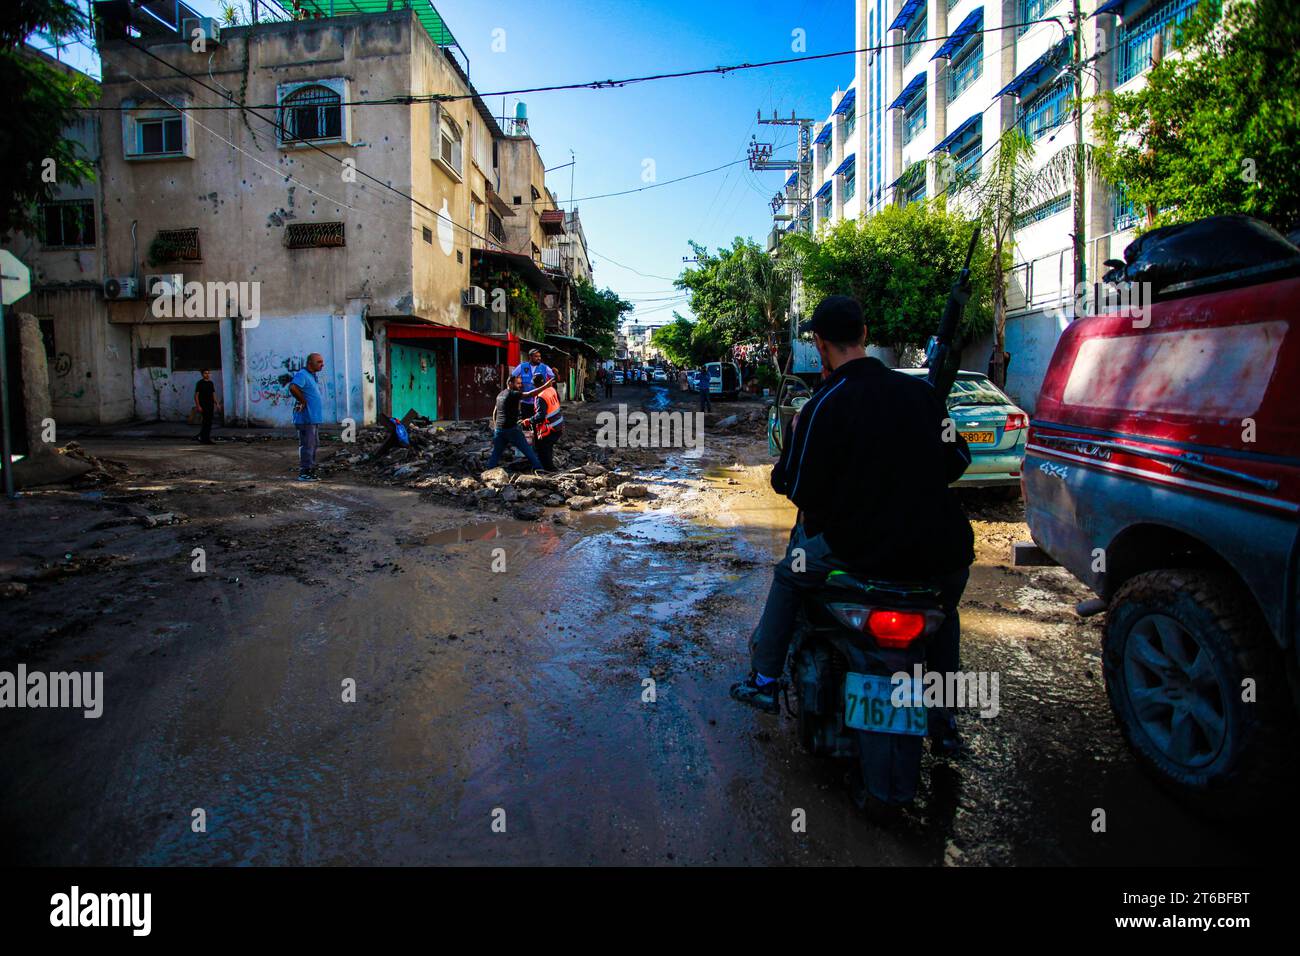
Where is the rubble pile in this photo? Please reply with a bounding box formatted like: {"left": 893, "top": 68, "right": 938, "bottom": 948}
{"left": 327, "top": 418, "right": 656, "bottom": 520}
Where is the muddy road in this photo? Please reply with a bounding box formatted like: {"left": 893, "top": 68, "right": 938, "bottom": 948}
{"left": 0, "top": 387, "right": 1285, "bottom": 865}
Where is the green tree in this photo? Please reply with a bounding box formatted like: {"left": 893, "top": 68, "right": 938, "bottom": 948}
{"left": 1, "top": 0, "right": 98, "bottom": 236}
{"left": 1093, "top": 0, "right": 1300, "bottom": 232}
{"left": 783, "top": 202, "right": 996, "bottom": 361}
{"left": 572, "top": 279, "right": 632, "bottom": 358}
{"left": 650, "top": 313, "right": 720, "bottom": 368}
{"left": 674, "top": 237, "right": 791, "bottom": 368}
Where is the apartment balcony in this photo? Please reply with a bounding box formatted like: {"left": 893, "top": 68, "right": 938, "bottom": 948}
{"left": 540, "top": 209, "right": 567, "bottom": 236}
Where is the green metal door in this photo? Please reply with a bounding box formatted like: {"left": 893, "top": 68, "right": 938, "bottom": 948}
{"left": 390, "top": 343, "right": 438, "bottom": 419}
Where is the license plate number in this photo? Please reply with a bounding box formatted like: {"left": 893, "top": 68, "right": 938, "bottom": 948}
{"left": 844, "top": 673, "right": 928, "bottom": 736}
{"left": 963, "top": 430, "right": 996, "bottom": 445}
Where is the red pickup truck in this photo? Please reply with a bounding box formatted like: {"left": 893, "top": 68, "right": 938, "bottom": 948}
{"left": 1021, "top": 222, "right": 1300, "bottom": 813}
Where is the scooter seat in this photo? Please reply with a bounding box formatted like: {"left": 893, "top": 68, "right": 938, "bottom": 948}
{"left": 821, "top": 570, "right": 942, "bottom": 606}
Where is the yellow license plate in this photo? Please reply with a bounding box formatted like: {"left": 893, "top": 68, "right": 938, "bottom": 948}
{"left": 963, "top": 430, "right": 996, "bottom": 445}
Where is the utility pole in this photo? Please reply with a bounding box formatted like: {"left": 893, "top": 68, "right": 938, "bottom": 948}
{"left": 1071, "top": 0, "right": 1087, "bottom": 312}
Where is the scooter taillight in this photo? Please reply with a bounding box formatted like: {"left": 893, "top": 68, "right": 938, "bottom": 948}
{"left": 866, "top": 609, "right": 926, "bottom": 647}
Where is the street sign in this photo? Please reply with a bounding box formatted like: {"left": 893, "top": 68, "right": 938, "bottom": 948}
{"left": 0, "top": 250, "right": 31, "bottom": 306}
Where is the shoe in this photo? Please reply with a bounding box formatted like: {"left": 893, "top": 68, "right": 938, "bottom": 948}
{"left": 729, "top": 673, "right": 780, "bottom": 714}
{"left": 297, "top": 473, "right": 321, "bottom": 482}
{"left": 928, "top": 711, "right": 964, "bottom": 757}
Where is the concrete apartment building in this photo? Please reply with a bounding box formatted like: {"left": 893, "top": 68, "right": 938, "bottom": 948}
{"left": 7, "top": 0, "right": 593, "bottom": 428}
{"left": 774, "top": 0, "right": 1202, "bottom": 409}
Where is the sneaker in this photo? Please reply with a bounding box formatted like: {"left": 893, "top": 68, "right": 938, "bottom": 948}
{"left": 928, "top": 710, "right": 964, "bottom": 757}
{"left": 297, "top": 473, "right": 321, "bottom": 482}
{"left": 729, "top": 673, "right": 780, "bottom": 714}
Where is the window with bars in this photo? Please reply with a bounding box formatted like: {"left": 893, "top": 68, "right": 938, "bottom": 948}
{"left": 946, "top": 34, "right": 983, "bottom": 100}
{"left": 904, "top": 180, "right": 927, "bottom": 206}
{"left": 904, "top": 13, "right": 927, "bottom": 65}
{"left": 1116, "top": 0, "right": 1201, "bottom": 86}
{"left": 902, "top": 90, "right": 927, "bottom": 145}
{"left": 952, "top": 135, "right": 983, "bottom": 178}
{"left": 152, "top": 227, "right": 201, "bottom": 261}
{"left": 843, "top": 109, "right": 857, "bottom": 139}
{"left": 818, "top": 193, "right": 831, "bottom": 221}
{"left": 1018, "top": 0, "right": 1055, "bottom": 37}
{"left": 842, "top": 163, "right": 856, "bottom": 203}
{"left": 284, "top": 221, "right": 345, "bottom": 249}
{"left": 39, "top": 200, "right": 95, "bottom": 247}
{"left": 280, "top": 85, "right": 343, "bottom": 143}
{"left": 1113, "top": 186, "right": 1141, "bottom": 231}
{"left": 1015, "top": 193, "right": 1069, "bottom": 228}
{"left": 1019, "top": 79, "right": 1072, "bottom": 142}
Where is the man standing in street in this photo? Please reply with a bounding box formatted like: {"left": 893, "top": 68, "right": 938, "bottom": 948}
{"left": 193, "top": 369, "right": 220, "bottom": 445}
{"left": 729, "top": 296, "right": 974, "bottom": 757}
{"left": 604, "top": 366, "right": 615, "bottom": 399}
{"left": 288, "top": 353, "right": 326, "bottom": 482}
{"left": 698, "top": 364, "right": 713, "bottom": 412}
{"left": 486, "top": 374, "right": 544, "bottom": 470}
{"left": 530, "top": 377, "right": 565, "bottom": 472}
{"left": 512, "top": 348, "right": 555, "bottom": 423}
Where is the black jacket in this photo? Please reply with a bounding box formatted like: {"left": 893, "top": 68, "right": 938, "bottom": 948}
{"left": 771, "top": 356, "right": 974, "bottom": 577}
{"left": 492, "top": 387, "right": 524, "bottom": 431}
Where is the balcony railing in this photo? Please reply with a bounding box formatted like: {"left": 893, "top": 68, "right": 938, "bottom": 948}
{"left": 1116, "top": 0, "right": 1201, "bottom": 86}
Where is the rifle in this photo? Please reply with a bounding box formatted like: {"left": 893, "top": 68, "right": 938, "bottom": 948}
{"left": 924, "top": 226, "right": 980, "bottom": 400}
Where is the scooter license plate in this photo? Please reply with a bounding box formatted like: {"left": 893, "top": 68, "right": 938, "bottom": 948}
{"left": 843, "top": 673, "right": 928, "bottom": 736}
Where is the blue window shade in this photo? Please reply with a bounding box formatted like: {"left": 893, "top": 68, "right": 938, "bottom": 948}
{"left": 814, "top": 179, "right": 833, "bottom": 200}
{"left": 813, "top": 123, "right": 832, "bottom": 146}
{"left": 889, "top": 0, "right": 926, "bottom": 33}
{"left": 1018, "top": 79, "right": 1072, "bottom": 142}
{"left": 1116, "top": 0, "right": 1200, "bottom": 85}
{"left": 833, "top": 88, "right": 856, "bottom": 115}
{"left": 946, "top": 34, "right": 983, "bottom": 99}
{"left": 933, "top": 7, "right": 983, "bottom": 60}
{"left": 889, "top": 72, "right": 927, "bottom": 111}
{"left": 785, "top": 171, "right": 798, "bottom": 189}
{"left": 904, "top": 13, "right": 928, "bottom": 65}
{"left": 1015, "top": 193, "right": 1069, "bottom": 228}
{"left": 903, "top": 93, "right": 927, "bottom": 145}
{"left": 833, "top": 153, "right": 856, "bottom": 176}
{"left": 932, "top": 113, "right": 981, "bottom": 154}
{"left": 996, "top": 36, "right": 1071, "bottom": 98}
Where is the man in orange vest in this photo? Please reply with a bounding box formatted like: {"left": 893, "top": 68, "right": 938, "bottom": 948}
{"left": 529, "top": 380, "right": 565, "bottom": 472}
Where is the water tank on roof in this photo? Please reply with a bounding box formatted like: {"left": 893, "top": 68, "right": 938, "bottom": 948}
{"left": 515, "top": 101, "right": 528, "bottom": 121}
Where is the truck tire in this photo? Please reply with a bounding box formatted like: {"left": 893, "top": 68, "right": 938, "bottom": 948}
{"left": 1103, "top": 568, "right": 1296, "bottom": 815}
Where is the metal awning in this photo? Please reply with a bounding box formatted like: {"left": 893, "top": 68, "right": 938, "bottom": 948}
{"left": 932, "top": 8, "right": 983, "bottom": 60}
{"left": 472, "top": 248, "right": 558, "bottom": 294}
{"left": 296, "top": 1, "right": 460, "bottom": 48}
{"left": 814, "top": 180, "right": 833, "bottom": 200}
{"left": 1093, "top": 0, "right": 1129, "bottom": 16}
{"left": 540, "top": 209, "right": 566, "bottom": 235}
{"left": 995, "top": 37, "right": 1072, "bottom": 98}
{"left": 785, "top": 171, "right": 798, "bottom": 189}
{"left": 833, "top": 88, "right": 856, "bottom": 115}
{"left": 931, "top": 113, "right": 981, "bottom": 153}
{"left": 486, "top": 187, "right": 516, "bottom": 219}
{"left": 832, "top": 153, "right": 856, "bottom": 176}
{"left": 386, "top": 323, "right": 505, "bottom": 349}
{"left": 889, "top": 72, "right": 927, "bottom": 110}
{"left": 813, "top": 123, "right": 832, "bottom": 146}
{"left": 889, "top": 0, "right": 926, "bottom": 32}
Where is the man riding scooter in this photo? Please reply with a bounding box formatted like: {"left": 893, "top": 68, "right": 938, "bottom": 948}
{"left": 729, "top": 295, "right": 975, "bottom": 753}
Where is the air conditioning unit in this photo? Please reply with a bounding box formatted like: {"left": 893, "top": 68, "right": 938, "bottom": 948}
{"left": 103, "top": 276, "right": 139, "bottom": 300}
{"left": 462, "top": 286, "right": 487, "bottom": 308}
{"left": 145, "top": 273, "right": 183, "bottom": 298}
{"left": 181, "top": 17, "right": 221, "bottom": 46}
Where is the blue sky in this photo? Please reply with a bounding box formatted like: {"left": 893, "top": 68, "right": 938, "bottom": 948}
{"left": 38, "top": 0, "right": 855, "bottom": 326}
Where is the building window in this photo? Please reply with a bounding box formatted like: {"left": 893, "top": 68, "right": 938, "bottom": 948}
{"left": 488, "top": 211, "right": 506, "bottom": 244}
{"left": 1018, "top": 0, "right": 1055, "bottom": 36}
{"left": 279, "top": 82, "right": 344, "bottom": 145}
{"left": 530, "top": 185, "right": 541, "bottom": 202}
{"left": 818, "top": 192, "right": 831, "bottom": 220}
{"left": 904, "top": 13, "right": 927, "bottom": 64}
{"left": 1116, "top": 0, "right": 1200, "bottom": 86}
{"left": 40, "top": 200, "right": 95, "bottom": 247}
{"left": 1015, "top": 193, "right": 1069, "bottom": 228}
{"left": 151, "top": 227, "right": 201, "bottom": 262}
{"left": 843, "top": 109, "right": 857, "bottom": 139}
{"left": 952, "top": 135, "right": 983, "bottom": 178}
{"left": 137, "top": 347, "right": 167, "bottom": 368}
{"left": 123, "top": 101, "right": 188, "bottom": 159}
{"left": 946, "top": 34, "right": 983, "bottom": 100}
{"left": 904, "top": 180, "right": 927, "bottom": 205}
{"left": 284, "top": 221, "right": 345, "bottom": 249}
{"left": 1113, "top": 185, "right": 1141, "bottom": 231}
{"left": 170, "top": 332, "right": 221, "bottom": 372}
{"left": 1019, "top": 79, "right": 1072, "bottom": 142}
{"left": 902, "top": 90, "right": 927, "bottom": 145}
{"left": 434, "top": 104, "right": 463, "bottom": 180}
{"left": 842, "top": 164, "right": 856, "bottom": 203}
{"left": 422, "top": 226, "right": 433, "bottom": 244}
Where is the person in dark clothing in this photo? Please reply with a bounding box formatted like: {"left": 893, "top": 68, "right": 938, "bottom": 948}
{"left": 698, "top": 365, "right": 712, "bottom": 411}
{"left": 530, "top": 380, "right": 565, "bottom": 471}
{"left": 730, "top": 295, "right": 975, "bottom": 752}
{"left": 604, "top": 367, "right": 614, "bottom": 399}
{"left": 193, "top": 369, "right": 220, "bottom": 444}
{"left": 486, "top": 374, "right": 543, "bottom": 470}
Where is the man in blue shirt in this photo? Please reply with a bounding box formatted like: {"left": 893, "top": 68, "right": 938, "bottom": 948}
{"left": 698, "top": 364, "right": 713, "bottom": 412}
{"left": 288, "top": 353, "right": 326, "bottom": 482}
{"left": 511, "top": 348, "right": 555, "bottom": 421}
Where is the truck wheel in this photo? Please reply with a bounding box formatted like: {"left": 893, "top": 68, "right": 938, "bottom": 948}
{"left": 1103, "top": 568, "right": 1295, "bottom": 814}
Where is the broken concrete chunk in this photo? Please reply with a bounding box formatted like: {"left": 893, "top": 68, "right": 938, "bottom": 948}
{"left": 581, "top": 463, "right": 608, "bottom": 477}
{"left": 566, "top": 495, "right": 598, "bottom": 510}
{"left": 512, "top": 504, "right": 544, "bottom": 521}
{"left": 615, "top": 483, "right": 649, "bottom": 499}
{"left": 479, "top": 467, "right": 510, "bottom": 486}
{"left": 500, "top": 485, "right": 520, "bottom": 503}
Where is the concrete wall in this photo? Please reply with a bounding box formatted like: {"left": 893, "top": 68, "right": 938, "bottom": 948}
{"left": 1003, "top": 308, "right": 1071, "bottom": 414}
{"left": 28, "top": 288, "right": 134, "bottom": 424}
{"left": 497, "top": 135, "right": 552, "bottom": 259}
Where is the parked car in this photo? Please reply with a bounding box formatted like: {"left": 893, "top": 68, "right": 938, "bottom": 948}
{"left": 897, "top": 369, "right": 1027, "bottom": 495}
{"left": 652, "top": 368, "right": 668, "bottom": 383}
{"left": 704, "top": 361, "right": 741, "bottom": 400}
{"left": 1021, "top": 264, "right": 1300, "bottom": 813}
{"left": 611, "top": 370, "right": 624, "bottom": 385}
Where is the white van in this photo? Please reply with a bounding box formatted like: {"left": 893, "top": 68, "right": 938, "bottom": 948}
{"left": 703, "top": 361, "right": 741, "bottom": 400}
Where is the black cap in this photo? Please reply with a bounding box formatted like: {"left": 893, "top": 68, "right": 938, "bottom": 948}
{"left": 798, "top": 295, "right": 865, "bottom": 344}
